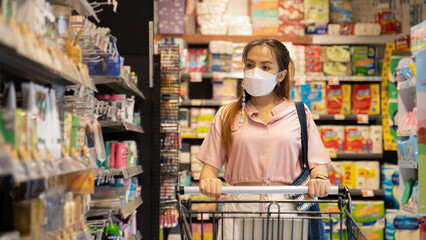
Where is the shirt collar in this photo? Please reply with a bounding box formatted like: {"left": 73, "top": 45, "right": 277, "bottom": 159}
{"left": 245, "top": 99, "right": 291, "bottom": 118}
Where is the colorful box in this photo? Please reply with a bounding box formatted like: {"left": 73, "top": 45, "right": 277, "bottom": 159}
{"left": 352, "top": 201, "right": 385, "bottom": 228}
{"left": 320, "top": 126, "right": 345, "bottom": 152}
{"left": 252, "top": 0, "right": 279, "bottom": 35}
{"left": 344, "top": 126, "right": 369, "bottom": 152}
{"left": 352, "top": 84, "right": 380, "bottom": 115}
{"left": 305, "top": 45, "right": 322, "bottom": 72}
{"left": 328, "top": 24, "right": 355, "bottom": 35}
{"left": 327, "top": 161, "right": 344, "bottom": 187}
{"left": 300, "top": 82, "right": 327, "bottom": 114}
{"left": 352, "top": 46, "right": 377, "bottom": 76}
{"left": 326, "top": 84, "right": 351, "bottom": 114}
{"left": 329, "top": 0, "right": 353, "bottom": 24}
{"left": 158, "top": 0, "right": 185, "bottom": 34}
{"left": 411, "top": 20, "right": 426, "bottom": 55}
{"left": 278, "top": 0, "right": 305, "bottom": 35}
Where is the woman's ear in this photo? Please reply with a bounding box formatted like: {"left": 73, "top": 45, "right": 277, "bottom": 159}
{"left": 276, "top": 69, "right": 288, "bottom": 83}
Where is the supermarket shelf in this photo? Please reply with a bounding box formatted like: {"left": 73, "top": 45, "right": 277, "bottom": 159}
{"left": 312, "top": 34, "right": 399, "bottom": 45}
{"left": 181, "top": 72, "right": 382, "bottom": 82}
{"left": 155, "top": 34, "right": 312, "bottom": 45}
{"left": 332, "top": 153, "right": 383, "bottom": 160}
{"left": 50, "top": 0, "right": 98, "bottom": 19}
{"left": 397, "top": 78, "right": 416, "bottom": 91}
{"left": 95, "top": 165, "right": 143, "bottom": 180}
{"left": 397, "top": 128, "right": 417, "bottom": 137}
{"left": 87, "top": 196, "right": 143, "bottom": 218}
{"left": 155, "top": 34, "right": 399, "bottom": 45}
{"left": 8, "top": 157, "right": 94, "bottom": 182}
{"left": 92, "top": 76, "right": 145, "bottom": 99}
{"left": 99, "top": 121, "right": 144, "bottom": 134}
{"left": 312, "top": 114, "right": 381, "bottom": 121}
{"left": 0, "top": 232, "right": 19, "bottom": 240}
{"left": 348, "top": 189, "right": 384, "bottom": 197}
{"left": 398, "top": 160, "right": 418, "bottom": 169}
{"left": 0, "top": 42, "right": 96, "bottom": 91}
{"left": 180, "top": 99, "right": 236, "bottom": 107}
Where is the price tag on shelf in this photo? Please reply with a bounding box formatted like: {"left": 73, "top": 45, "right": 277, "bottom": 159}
{"left": 361, "top": 190, "right": 375, "bottom": 197}
{"left": 212, "top": 72, "right": 226, "bottom": 81}
{"left": 190, "top": 72, "right": 202, "bottom": 82}
{"left": 357, "top": 114, "right": 369, "bottom": 124}
{"left": 334, "top": 114, "right": 345, "bottom": 120}
{"left": 328, "top": 76, "right": 340, "bottom": 85}
{"left": 191, "top": 99, "right": 202, "bottom": 106}
{"left": 294, "top": 75, "right": 306, "bottom": 86}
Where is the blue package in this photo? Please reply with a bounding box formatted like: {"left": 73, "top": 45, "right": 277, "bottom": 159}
{"left": 380, "top": 165, "right": 400, "bottom": 209}
{"left": 305, "top": 24, "right": 328, "bottom": 34}
{"left": 107, "top": 54, "right": 122, "bottom": 77}
{"left": 394, "top": 215, "right": 419, "bottom": 230}
{"left": 87, "top": 47, "right": 104, "bottom": 76}
{"left": 330, "top": 0, "right": 353, "bottom": 24}
{"left": 396, "top": 140, "right": 405, "bottom": 161}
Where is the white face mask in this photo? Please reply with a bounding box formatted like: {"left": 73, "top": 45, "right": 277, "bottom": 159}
{"left": 243, "top": 68, "right": 278, "bottom": 97}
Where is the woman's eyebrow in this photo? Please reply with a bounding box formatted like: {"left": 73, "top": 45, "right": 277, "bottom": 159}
{"left": 246, "top": 59, "right": 273, "bottom": 64}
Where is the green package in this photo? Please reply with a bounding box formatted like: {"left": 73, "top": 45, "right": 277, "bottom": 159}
{"left": 352, "top": 46, "right": 377, "bottom": 76}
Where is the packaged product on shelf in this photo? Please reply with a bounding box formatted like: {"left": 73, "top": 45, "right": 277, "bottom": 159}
{"left": 123, "top": 141, "right": 137, "bottom": 167}
{"left": 352, "top": 201, "right": 385, "bottom": 228}
{"left": 291, "top": 45, "right": 306, "bottom": 76}
{"left": 344, "top": 126, "right": 369, "bottom": 152}
{"left": 369, "top": 125, "right": 383, "bottom": 154}
{"left": 352, "top": 83, "right": 380, "bottom": 115}
{"left": 411, "top": 20, "right": 426, "bottom": 54}
{"left": 385, "top": 210, "right": 420, "bottom": 240}
{"left": 352, "top": 46, "right": 377, "bottom": 76}
{"left": 196, "top": 0, "right": 228, "bottom": 35}
{"left": 377, "top": 11, "right": 401, "bottom": 34}
{"left": 380, "top": 164, "right": 400, "bottom": 209}
{"left": 326, "top": 84, "right": 351, "bottom": 115}
{"left": 158, "top": 0, "right": 185, "bottom": 34}
{"left": 356, "top": 161, "right": 380, "bottom": 190}
{"left": 278, "top": 0, "right": 305, "bottom": 36}
{"left": 213, "top": 79, "right": 238, "bottom": 100}
{"left": 191, "top": 145, "right": 202, "bottom": 179}
{"left": 361, "top": 227, "right": 384, "bottom": 240}
{"left": 232, "top": 43, "right": 246, "bottom": 72}
{"left": 188, "top": 48, "right": 208, "bottom": 73}
{"left": 354, "top": 23, "right": 382, "bottom": 36}
{"left": 326, "top": 45, "right": 351, "bottom": 63}
{"left": 300, "top": 82, "right": 326, "bottom": 114}
{"left": 328, "top": 24, "right": 355, "bottom": 35}
{"left": 319, "top": 125, "right": 345, "bottom": 152}
{"left": 329, "top": 0, "right": 353, "bottom": 24}
{"left": 179, "top": 108, "right": 190, "bottom": 128}
{"left": 252, "top": 0, "right": 279, "bottom": 35}
{"left": 304, "top": 0, "right": 329, "bottom": 34}
{"left": 180, "top": 143, "right": 191, "bottom": 164}
{"left": 305, "top": 45, "right": 322, "bottom": 72}
{"left": 194, "top": 108, "right": 216, "bottom": 138}
{"left": 323, "top": 45, "right": 352, "bottom": 76}
{"left": 327, "top": 161, "right": 344, "bottom": 187}
{"left": 420, "top": 217, "right": 426, "bottom": 239}
{"left": 225, "top": 15, "right": 253, "bottom": 36}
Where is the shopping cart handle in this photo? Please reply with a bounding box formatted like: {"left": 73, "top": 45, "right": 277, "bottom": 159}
{"left": 179, "top": 186, "right": 343, "bottom": 195}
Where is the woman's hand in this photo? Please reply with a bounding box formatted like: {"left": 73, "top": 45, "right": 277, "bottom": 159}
{"left": 199, "top": 178, "right": 223, "bottom": 198}
{"left": 307, "top": 178, "right": 331, "bottom": 198}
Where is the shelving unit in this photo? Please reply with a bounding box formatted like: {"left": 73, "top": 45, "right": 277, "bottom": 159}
{"left": 99, "top": 120, "right": 144, "bottom": 134}
{"left": 86, "top": 196, "right": 143, "bottom": 219}
{"left": 155, "top": 34, "right": 399, "bottom": 45}
{"left": 92, "top": 76, "right": 145, "bottom": 99}
{"left": 94, "top": 165, "right": 143, "bottom": 180}
{"left": 396, "top": 45, "right": 426, "bottom": 216}
{"left": 0, "top": 42, "right": 96, "bottom": 91}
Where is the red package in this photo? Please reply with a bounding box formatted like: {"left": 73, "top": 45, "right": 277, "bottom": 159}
{"left": 188, "top": 49, "right": 198, "bottom": 73}
{"left": 420, "top": 217, "right": 426, "bottom": 240}
{"left": 352, "top": 84, "right": 380, "bottom": 114}
{"left": 377, "top": 11, "right": 401, "bottom": 34}
{"left": 320, "top": 126, "right": 344, "bottom": 152}
{"left": 327, "top": 84, "right": 351, "bottom": 114}
{"left": 305, "top": 46, "right": 322, "bottom": 72}
{"left": 344, "top": 126, "right": 369, "bottom": 152}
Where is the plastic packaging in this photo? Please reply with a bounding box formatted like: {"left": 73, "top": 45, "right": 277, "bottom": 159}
{"left": 352, "top": 84, "right": 380, "bottom": 114}
{"left": 326, "top": 84, "right": 351, "bottom": 114}
{"left": 352, "top": 46, "right": 377, "bottom": 76}
{"left": 380, "top": 165, "right": 400, "bottom": 209}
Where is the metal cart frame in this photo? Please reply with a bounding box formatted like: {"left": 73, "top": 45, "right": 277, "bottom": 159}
{"left": 176, "top": 186, "right": 367, "bottom": 240}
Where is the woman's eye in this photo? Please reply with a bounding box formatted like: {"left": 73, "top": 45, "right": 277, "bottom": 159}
{"left": 263, "top": 66, "right": 271, "bottom": 70}
{"left": 246, "top": 63, "right": 252, "bottom": 68}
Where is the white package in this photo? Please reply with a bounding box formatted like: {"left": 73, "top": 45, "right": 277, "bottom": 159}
{"left": 369, "top": 125, "right": 383, "bottom": 154}
{"left": 356, "top": 161, "right": 380, "bottom": 190}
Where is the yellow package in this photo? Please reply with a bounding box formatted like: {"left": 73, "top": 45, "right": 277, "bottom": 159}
{"left": 342, "top": 162, "right": 357, "bottom": 188}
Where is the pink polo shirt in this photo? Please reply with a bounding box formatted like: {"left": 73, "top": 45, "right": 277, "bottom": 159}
{"left": 196, "top": 100, "right": 331, "bottom": 185}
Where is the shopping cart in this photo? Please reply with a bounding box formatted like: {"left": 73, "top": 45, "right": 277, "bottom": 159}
{"left": 176, "top": 185, "right": 367, "bottom": 240}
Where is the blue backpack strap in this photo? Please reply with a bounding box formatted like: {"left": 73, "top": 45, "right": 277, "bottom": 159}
{"left": 295, "top": 101, "right": 309, "bottom": 170}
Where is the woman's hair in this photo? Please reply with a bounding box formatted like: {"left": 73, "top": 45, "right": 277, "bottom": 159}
{"left": 221, "top": 39, "right": 295, "bottom": 155}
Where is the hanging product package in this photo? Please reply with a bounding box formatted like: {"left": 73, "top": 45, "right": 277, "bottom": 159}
{"left": 93, "top": 117, "right": 106, "bottom": 166}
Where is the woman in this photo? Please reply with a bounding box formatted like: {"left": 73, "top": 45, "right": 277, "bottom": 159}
{"left": 196, "top": 39, "right": 331, "bottom": 239}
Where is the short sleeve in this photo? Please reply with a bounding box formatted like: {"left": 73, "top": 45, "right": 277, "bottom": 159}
{"left": 195, "top": 107, "right": 227, "bottom": 170}
{"left": 305, "top": 106, "right": 331, "bottom": 169}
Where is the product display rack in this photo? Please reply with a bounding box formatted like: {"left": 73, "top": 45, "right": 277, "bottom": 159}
{"left": 92, "top": 76, "right": 146, "bottom": 99}
{"left": 99, "top": 120, "right": 144, "bottom": 134}
{"left": 86, "top": 196, "right": 143, "bottom": 219}
{"left": 155, "top": 34, "right": 399, "bottom": 45}
{"left": 396, "top": 43, "right": 426, "bottom": 216}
